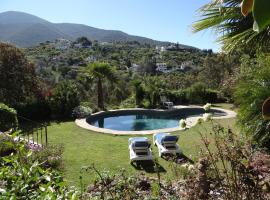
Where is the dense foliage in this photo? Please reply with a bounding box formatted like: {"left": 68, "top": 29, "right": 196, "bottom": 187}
{"left": 184, "top": 124, "right": 270, "bottom": 199}
{"left": 50, "top": 81, "right": 80, "bottom": 118}
{"left": 0, "top": 133, "right": 79, "bottom": 199}
{"left": 0, "top": 103, "right": 18, "bottom": 132}
{"left": 0, "top": 43, "right": 39, "bottom": 106}
{"left": 234, "top": 54, "right": 270, "bottom": 147}
{"left": 72, "top": 105, "right": 92, "bottom": 119}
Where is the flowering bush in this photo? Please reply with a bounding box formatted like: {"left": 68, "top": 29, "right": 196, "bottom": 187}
{"left": 72, "top": 106, "right": 92, "bottom": 119}
{"left": 0, "top": 135, "right": 79, "bottom": 199}
{"left": 203, "top": 113, "right": 212, "bottom": 121}
{"left": 203, "top": 103, "right": 211, "bottom": 112}
{"left": 30, "top": 144, "right": 64, "bottom": 170}
{"left": 179, "top": 119, "right": 187, "bottom": 129}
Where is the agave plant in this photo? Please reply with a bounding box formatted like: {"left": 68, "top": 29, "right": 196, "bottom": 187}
{"left": 193, "top": 0, "right": 270, "bottom": 52}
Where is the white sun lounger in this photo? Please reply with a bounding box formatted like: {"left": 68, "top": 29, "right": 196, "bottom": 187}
{"left": 128, "top": 137, "right": 153, "bottom": 163}
{"left": 153, "top": 133, "right": 181, "bottom": 157}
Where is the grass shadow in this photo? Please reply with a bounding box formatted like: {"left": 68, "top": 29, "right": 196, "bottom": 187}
{"left": 131, "top": 160, "right": 166, "bottom": 173}
{"left": 162, "top": 153, "right": 194, "bottom": 164}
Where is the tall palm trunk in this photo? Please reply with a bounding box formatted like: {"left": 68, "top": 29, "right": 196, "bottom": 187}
{"left": 97, "top": 78, "right": 104, "bottom": 110}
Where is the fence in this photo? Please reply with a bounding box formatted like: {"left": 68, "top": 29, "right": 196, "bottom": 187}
{"left": 18, "top": 116, "right": 48, "bottom": 146}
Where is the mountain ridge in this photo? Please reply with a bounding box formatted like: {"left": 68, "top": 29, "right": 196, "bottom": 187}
{"left": 0, "top": 11, "right": 196, "bottom": 49}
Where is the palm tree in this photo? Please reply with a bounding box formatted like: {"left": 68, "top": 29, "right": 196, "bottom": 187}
{"left": 192, "top": 0, "right": 270, "bottom": 52}
{"left": 131, "top": 79, "right": 144, "bottom": 107}
{"left": 142, "top": 76, "right": 165, "bottom": 108}
{"left": 82, "top": 62, "right": 117, "bottom": 110}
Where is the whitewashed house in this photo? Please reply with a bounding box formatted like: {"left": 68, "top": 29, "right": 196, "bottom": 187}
{"left": 85, "top": 56, "right": 97, "bottom": 63}
{"left": 130, "top": 64, "right": 140, "bottom": 73}
{"left": 155, "top": 46, "right": 166, "bottom": 52}
{"left": 54, "top": 39, "right": 71, "bottom": 50}
{"left": 180, "top": 61, "right": 193, "bottom": 70}
{"left": 156, "top": 63, "right": 168, "bottom": 73}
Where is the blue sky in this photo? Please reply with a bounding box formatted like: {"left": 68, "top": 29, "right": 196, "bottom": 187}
{"left": 0, "top": 0, "right": 220, "bottom": 51}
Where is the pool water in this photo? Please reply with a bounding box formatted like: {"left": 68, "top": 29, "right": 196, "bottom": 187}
{"left": 90, "top": 113, "right": 186, "bottom": 131}
{"left": 87, "top": 108, "right": 227, "bottom": 131}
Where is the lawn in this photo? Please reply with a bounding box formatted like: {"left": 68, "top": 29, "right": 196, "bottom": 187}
{"left": 47, "top": 104, "right": 238, "bottom": 187}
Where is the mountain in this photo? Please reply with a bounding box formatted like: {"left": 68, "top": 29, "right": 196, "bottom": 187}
{"left": 0, "top": 11, "right": 195, "bottom": 49}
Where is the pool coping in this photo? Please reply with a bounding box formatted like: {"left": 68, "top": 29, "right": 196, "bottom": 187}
{"left": 75, "top": 106, "right": 237, "bottom": 135}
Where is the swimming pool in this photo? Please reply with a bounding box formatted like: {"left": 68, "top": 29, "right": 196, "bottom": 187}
{"left": 86, "top": 108, "right": 226, "bottom": 131}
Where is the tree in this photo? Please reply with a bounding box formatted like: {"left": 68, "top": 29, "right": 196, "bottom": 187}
{"left": 131, "top": 79, "right": 144, "bottom": 107}
{"left": 0, "top": 43, "right": 39, "bottom": 106}
{"left": 82, "top": 62, "right": 117, "bottom": 110}
{"left": 50, "top": 81, "right": 80, "bottom": 118}
{"left": 137, "top": 56, "right": 157, "bottom": 75}
{"left": 76, "top": 37, "right": 92, "bottom": 47}
{"left": 198, "top": 54, "right": 238, "bottom": 89}
{"left": 193, "top": 0, "right": 270, "bottom": 52}
{"left": 142, "top": 76, "right": 165, "bottom": 108}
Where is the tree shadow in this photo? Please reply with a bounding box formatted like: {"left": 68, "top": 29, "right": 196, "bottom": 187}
{"left": 131, "top": 160, "right": 166, "bottom": 173}
{"left": 161, "top": 153, "right": 194, "bottom": 165}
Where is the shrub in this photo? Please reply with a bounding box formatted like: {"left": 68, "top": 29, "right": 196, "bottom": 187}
{"left": 182, "top": 125, "right": 270, "bottom": 199}
{"left": 0, "top": 103, "right": 18, "bottom": 132}
{"left": 0, "top": 136, "right": 79, "bottom": 199}
{"left": 0, "top": 132, "right": 16, "bottom": 156}
{"left": 185, "top": 83, "right": 219, "bottom": 104}
{"left": 204, "top": 89, "right": 219, "bottom": 103}
{"left": 179, "top": 119, "right": 187, "bottom": 129}
{"left": 166, "top": 90, "right": 188, "bottom": 104}
{"left": 234, "top": 54, "right": 270, "bottom": 148}
{"left": 72, "top": 106, "right": 92, "bottom": 119}
{"left": 81, "top": 165, "right": 181, "bottom": 199}
{"left": 30, "top": 144, "right": 64, "bottom": 170}
{"left": 119, "top": 97, "right": 136, "bottom": 108}
{"left": 15, "top": 100, "right": 51, "bottom": 121}
{"left": 80, "top": 102, "right": 99, "bottom": 113}
{"left": 203, "top": 103, "right": 212, "bottom": 112}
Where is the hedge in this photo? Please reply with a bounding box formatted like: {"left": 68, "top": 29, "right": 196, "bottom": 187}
{"left": 0, "top": 103, "right": 18, "bottom": 132}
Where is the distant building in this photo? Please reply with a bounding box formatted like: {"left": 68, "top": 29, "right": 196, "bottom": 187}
{"left": 180, "top": 61, "right": 193, "bottom": 71}
{"left": 156, "top": 63, "right": 168, "bottom": 73}
{"left": 53, "top": 38, "right": 71, "bottom": 50}
{"left": 155, "top": 46, "right": 166, "bottom": 52}
{"left": 73, "top": 43, "right": 83, "bottom": 48}
{"left": 130, "top": 64, "right": 140, "bottom": 73}
{"left": 85, "top": 56, "right": 97, "bottom": 63}
{"left": 100, "top": 42, "right": 112, "bottom": 46}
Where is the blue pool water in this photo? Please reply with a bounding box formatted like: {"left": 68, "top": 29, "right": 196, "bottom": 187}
{"left": 90, "top": 114, "right": 180, "bottom": 131}
{"left": 87, "top": 108, "right": 226, "bottom": 131}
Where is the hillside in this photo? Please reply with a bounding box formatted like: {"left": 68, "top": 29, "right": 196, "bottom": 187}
{"left": 0, "top": 11, "right": 195, "bottom": 48}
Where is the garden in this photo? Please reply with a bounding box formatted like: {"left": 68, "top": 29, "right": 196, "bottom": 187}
{"left": 1, "top": 0, "right": 270, "bottom": 199}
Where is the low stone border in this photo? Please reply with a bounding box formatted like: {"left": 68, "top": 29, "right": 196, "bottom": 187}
{"left": 75, "top": 106, "right": 237, "bottom": 135}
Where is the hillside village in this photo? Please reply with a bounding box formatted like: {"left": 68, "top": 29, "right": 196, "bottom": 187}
{"left": 25, "top": 37, "right": 212, "bottom": 85}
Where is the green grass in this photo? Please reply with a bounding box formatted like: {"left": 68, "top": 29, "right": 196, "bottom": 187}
{"left": 47, "top": 104, "right": 238, "bottom": 187}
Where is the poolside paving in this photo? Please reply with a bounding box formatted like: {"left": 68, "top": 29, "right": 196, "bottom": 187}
{"left": 75, "top": 106, "right": 237, "bottom": 135}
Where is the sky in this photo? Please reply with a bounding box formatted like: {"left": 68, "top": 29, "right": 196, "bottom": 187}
{"left": 0, "top": 0, "right": 220, "bottom": 51}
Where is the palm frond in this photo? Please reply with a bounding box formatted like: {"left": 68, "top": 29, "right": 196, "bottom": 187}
{"left": 193, "top": 0, "right": 270, "bottom": 52}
